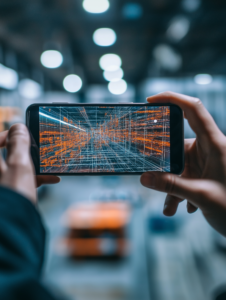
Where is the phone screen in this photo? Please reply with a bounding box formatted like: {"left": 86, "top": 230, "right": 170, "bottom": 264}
{"left": 38, "top": 105, "right": 170, "bottom": 174}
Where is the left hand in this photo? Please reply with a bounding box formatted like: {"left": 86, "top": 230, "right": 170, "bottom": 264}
{"left": 0, "top": 126, "right": 60, "bottom": 202}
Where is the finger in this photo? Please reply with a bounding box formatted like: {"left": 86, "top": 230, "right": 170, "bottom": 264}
{"left": 6, "top": 124, "right": 32, "bottom": 170}
{"left": 0, "top": 131, "right": 9, "bottom": 172}
{"left": 0, "top": 151, "right": 7, "bottom": 173}
{"left": 140, "top": 172, "right": 221, "bottom": 210}
{"left": 163, "top": 194, "right": 183, "bottom": 216}
{"left": 147, "top": 92, "right": 222, "bottom": 140}
{"left": 3, "top": 124, "right": 36, "bottom": 202}
{"left": 185, "top": 138, "right": 196, "bottom": 149}
{"left": 36, "top": 175, "right": 61, "bottom": 188}
{"left": 187, "top": 201, "right": 198, "bottom": 214}
{"left": 184, "top": 138, "right": 195, "bottom": 163}
{"left": 0, "top": 130, "right": 8, "bottom": 148}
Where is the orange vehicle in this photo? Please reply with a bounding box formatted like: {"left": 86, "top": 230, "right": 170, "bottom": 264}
{"left": 61, "top": 202, "right": 130, "bottom": 258}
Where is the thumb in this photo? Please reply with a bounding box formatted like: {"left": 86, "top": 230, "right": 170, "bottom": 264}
{"left": 6, "top": 124, "right": 31, "bottom": 169}
{"left": 140, "top": 172, "right": 224, "bottom": 211}
{"left": 0, "top": 130, "right": 8, "bottom": 147}
{"left": 1, "top": 124, "right": 36, "bottom": 203}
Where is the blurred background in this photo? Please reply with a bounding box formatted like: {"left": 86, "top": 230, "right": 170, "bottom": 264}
{"left": 1, "top": 0, "right": 226, "bottom": 299}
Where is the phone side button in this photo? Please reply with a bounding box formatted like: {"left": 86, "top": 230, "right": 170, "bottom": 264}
{"left": 52, "top": 102, "right": 69, "bottom": 103}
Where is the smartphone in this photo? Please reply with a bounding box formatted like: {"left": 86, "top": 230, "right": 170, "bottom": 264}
{"left": 26, "top": 103, "right": 184, "bottom": 176}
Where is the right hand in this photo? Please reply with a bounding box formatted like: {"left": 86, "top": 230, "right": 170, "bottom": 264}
{"left": 140, "top": 92, "right": 226, "bottom": 236}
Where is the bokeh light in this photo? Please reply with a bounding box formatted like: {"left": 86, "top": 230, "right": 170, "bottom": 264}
{"left": 63, "top": 75, "right": 83, "bottom": 93}
{"left": 18, "top": 79, "right": 42, "bottom": 99}
{"left": 93, "top": 28, "right": 116, "bottom": 47}
{"left": 194, "top": 74, "right": 213, "bottom": 85}
{"left": 103, "top": 68, "right": 124, "bottom": 82}
{"left": 40, "top": 50, "right": 63, "bottom": 69}
{"left": 83, "top": 0, "right": 109, "bottom": 13}
{"left": 0, "top": 64, "right": 18, "bottom": 90}
{"left": 99, "top": 54, "right": 122, "bottom": 71}
{"left": 108, "top": 79, "right": 127, "bottom": 95}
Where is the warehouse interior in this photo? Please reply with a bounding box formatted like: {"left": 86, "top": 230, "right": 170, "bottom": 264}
{"left": 1, "top": 0, "right": 226, "bottom": 299}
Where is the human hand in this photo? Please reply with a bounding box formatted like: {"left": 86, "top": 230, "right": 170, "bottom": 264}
{"left": 140, "top": 92, "right": 226, "bottom": 236}
{"left": 0, "top": 124, "right": 60, "bottom": 203}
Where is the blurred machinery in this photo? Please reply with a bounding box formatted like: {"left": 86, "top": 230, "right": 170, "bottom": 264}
{"left": 0, "top": 106, "right": 22, "bottom": 131}
{"left": 0, "top": 106, "right": 23, "bottom": 160}
{"left": 61, "top": 202, "right": 130, "bottom": 259}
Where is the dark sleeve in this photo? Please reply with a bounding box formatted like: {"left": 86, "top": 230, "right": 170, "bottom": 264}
{"left": 0, "top": 186, "right": 55, "bottom": 300}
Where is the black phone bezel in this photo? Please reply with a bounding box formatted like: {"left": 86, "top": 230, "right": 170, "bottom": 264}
{"left": 26, "top": 103, "right": 184, "bottom": 176}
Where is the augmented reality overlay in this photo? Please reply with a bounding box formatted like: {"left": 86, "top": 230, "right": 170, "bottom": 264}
{"left": 39, "top": 106, "right": 170, "bottom": 173}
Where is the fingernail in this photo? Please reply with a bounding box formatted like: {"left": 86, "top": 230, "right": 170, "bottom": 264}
{"left": 163, "top": 204, "right": 172, "bottom": 216}
{"left": 141, "top": 173, "right": 156, "bottom": 189}
{"left": 163, "top": 204, "right": 170, "bottom": 213}
{"left": 164, "top": 204, "right": 168, "bottom": 211}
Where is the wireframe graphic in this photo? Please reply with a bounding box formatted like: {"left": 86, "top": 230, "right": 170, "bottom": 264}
{"left": 39, "top": 106, "right": 170, "bottom": 173}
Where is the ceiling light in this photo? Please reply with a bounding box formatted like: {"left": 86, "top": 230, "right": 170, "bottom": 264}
{"left": 122, "top": 3, "right": 143, "bottom": 19}
{"left": 63, "top": 74, "right": 82, "bottom": 93}
{"left": 103, "top": 68, "right": 124, "bottom": 82}
{"left": 153, "top": 44, "right": 182, "bottom": 71}
{"left": 108, "top": 79, "right": 127, "bottom": 95}
{"left": 83, "top": 0, "right": 109, "bottom": 13}
{"left": 194, "top": 74, "right": 213, "bottom": 85}
{"left": 93, "top": 28, "right": 116, "bottom": 47}
{"left": 99, "top": 54, "right": 122, "bottom": 71}
{"left": 167, "top": 16, "right": 190, "bottom": 41}
{"left": 182, "top": 0, "right": 201, "bottom": 12}
{"left": 18, "top": 79, "right": 42, "bottom": 99}
{"left": 0, "top": 64, "right": 18, "bottom": 90}
{"left": 40, "top": 50, "right": 63, "bottom": 69}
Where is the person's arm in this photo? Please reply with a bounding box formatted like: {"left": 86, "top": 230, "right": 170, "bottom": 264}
{"left": 0, "top": 124, "right": 59, "bottom": 299}
{"left": 0, "top": 186, "right": 56, "bottom": 299}
{"left": 141, "top": 92, "right": 226, "bottom": 236}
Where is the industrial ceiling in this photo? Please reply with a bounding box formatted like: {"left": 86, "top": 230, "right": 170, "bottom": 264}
{"left": 0, "top": 0, "right": 225, "bottom": 93}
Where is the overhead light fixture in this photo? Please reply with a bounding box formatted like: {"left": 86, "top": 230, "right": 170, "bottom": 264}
{"left": 122, "top": 3, "right": 143, "bottom": 19}
{"left": 182, "top": 0, "right": 201, "bottom": 12}
{"left": 167, "top": 16, "right": 190, "bottom": 41}
{"left": 194, "top": 74, "right": 213, "bottom": 85}
{"left": 99, "top": 54, "right": 122, "bottom": 71}
{"left": 83, "top": 0, "right": 109, "bottom": 13}
{"left": 63, "top": 74, "right": 82, "bottom": 93}
{"left": 93, "top": 28, "right": 116, "bottom": 47}
{"left": 0, "top": 64, "right": 18, "bottom": 90}
{"left": 40, "top": 50, "right": 63, "bottom": 69}
{"left": 153, "top": 44, "right": 182, "bottom": 71}
{"left": 108, "top": 79, "right": 127, "bottom": 95}
{"left": 103, "top": 68, "right": 124, "bottom": 82}
{"left": 18, "top": 79, "right": 42, "bottom": 99}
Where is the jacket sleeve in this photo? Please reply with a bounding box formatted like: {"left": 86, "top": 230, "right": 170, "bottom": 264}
{"left": 0, "top": 185, "right": 55, "bottom": 300}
